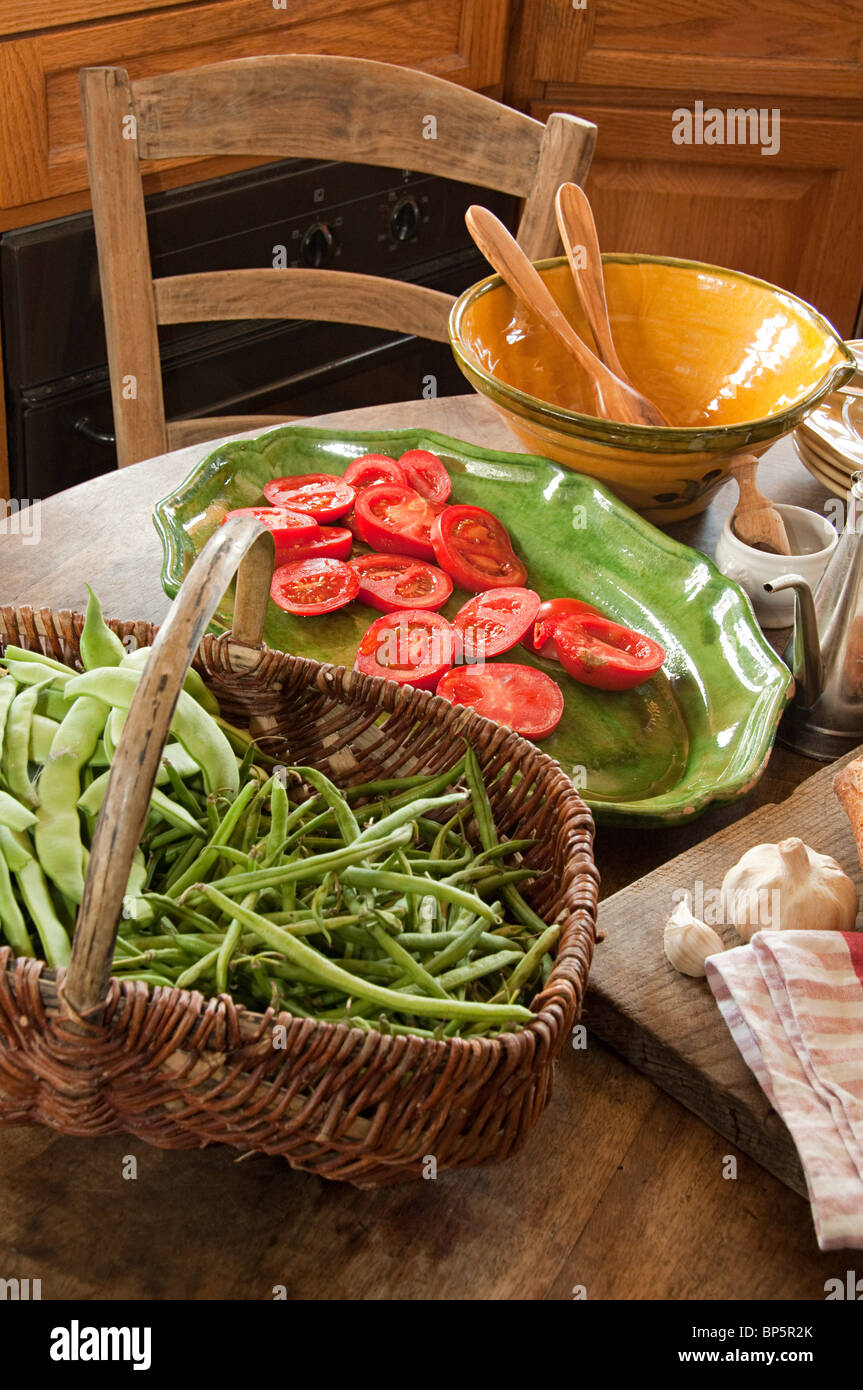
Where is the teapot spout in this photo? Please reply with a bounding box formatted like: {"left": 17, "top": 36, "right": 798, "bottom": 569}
{"left": 764, "top": 573, "right": 823, "bottom": 706}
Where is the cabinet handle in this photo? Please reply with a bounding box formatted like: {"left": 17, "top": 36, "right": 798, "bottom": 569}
{"left": 73, "top": 416, "right": 116, "bottom": 448}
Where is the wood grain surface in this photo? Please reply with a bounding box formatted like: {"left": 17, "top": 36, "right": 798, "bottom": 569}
{"left": 0, "top": 393, "right": 858, "bottom": 1299}
{"left": 589, "top": 749, "right": 863, "bottom": 1200}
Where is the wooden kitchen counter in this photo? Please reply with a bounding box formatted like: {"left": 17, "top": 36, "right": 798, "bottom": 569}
{"left": 0, "top": 394, "right": 853, "bottom": 1299}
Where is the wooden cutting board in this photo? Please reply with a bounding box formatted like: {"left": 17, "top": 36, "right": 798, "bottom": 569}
{"left": 584, "top": 746, "right": 863, "bottom": 1198}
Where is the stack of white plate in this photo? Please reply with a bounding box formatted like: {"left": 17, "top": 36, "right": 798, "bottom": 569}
{"left": 794, "top": 339, "right": 863, "bottom": 494}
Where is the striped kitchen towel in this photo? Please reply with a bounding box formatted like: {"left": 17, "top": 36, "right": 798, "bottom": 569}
{"left": 706, "top": 930, "right": 863, "bottom": 1250}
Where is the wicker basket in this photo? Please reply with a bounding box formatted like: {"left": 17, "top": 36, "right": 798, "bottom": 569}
{"left": 0, "top": 519, "right": 598, "bottom": 1185}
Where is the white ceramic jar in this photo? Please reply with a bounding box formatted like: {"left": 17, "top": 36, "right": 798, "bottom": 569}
{"left": 714, "top": 504, "right": 838, "bottom": 627}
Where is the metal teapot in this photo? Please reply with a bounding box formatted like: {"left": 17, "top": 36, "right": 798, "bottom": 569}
{"left": 767, "top": 473, "right": 863, "bottom": 759}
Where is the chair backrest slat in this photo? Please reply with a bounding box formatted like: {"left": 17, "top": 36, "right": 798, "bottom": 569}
{"left": 133, "top": 55, "right": 546, "bottom": 197}
{"left": 154, "top": 269, "right": 453, "bottom": 342}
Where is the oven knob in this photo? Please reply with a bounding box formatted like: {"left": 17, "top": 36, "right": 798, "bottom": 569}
{"left": 300, "top": 222, "right": 335, "bottom": 268}
{"left": 390, "top": 195, "right": 420, "bottom": 242}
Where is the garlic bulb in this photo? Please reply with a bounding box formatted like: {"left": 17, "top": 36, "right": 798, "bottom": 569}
{"left": 721, "top": 837, "right": 858, "bottom": 942}
{"left": 664, "top": 900, "right": 725, "bottom": 977}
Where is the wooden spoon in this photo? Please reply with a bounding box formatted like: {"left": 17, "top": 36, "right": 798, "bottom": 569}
{"left": 730, "top": 453, "right": 792, "bottom": 554}
{"left": 465, "top": 205, "right": 667, "bottom": 427}
{"left": 554, "top": 182, "right": 670, "bottom": 426}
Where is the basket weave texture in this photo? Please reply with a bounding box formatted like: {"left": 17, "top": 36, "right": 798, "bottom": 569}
{"left": 0, "top": 603, "right": 598, "bottom": 1186}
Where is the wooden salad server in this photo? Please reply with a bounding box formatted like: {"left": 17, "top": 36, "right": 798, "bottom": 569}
{"left": 465, "top": 204, "right": 667, "bottom": 428}
{"left": 554, "top": 182, "right": 670, "bottom": 426}
{"left": 729, "top": 453, "right": 792, "bottom": 554}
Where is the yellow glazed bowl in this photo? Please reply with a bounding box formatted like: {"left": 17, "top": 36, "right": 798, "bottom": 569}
{"left": 449, "top": 255, "right": 856, "bottom": 521}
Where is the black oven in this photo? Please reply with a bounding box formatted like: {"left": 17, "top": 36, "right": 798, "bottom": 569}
{"left": 1, "top": 159, "right": 516, "bottom": 498}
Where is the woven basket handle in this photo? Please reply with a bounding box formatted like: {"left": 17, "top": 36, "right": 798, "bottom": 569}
{"left": 62, "top": 516, "right": 275, "bottom": 1020}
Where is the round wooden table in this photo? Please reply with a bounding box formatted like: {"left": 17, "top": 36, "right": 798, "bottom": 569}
{"left": 0, "top": 395, "right": 848, "bottom": 1300}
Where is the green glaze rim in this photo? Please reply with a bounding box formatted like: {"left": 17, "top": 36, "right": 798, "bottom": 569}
{"left": 153, "top": 424, "right": 794, "bottom": 827}
{"left": 449, "top": 253, "right": 857, "bottom": 454}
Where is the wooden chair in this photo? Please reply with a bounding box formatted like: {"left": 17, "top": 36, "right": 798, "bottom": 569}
{"left": 80, "top": 55, "right": 596, "bottom": 468}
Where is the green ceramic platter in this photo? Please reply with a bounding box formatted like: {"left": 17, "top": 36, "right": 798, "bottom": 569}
{"left": 153, "top": 426, "right": 793, "bottom": 826}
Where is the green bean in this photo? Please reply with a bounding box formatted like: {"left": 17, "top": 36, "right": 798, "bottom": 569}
{"left": 113, "top": 971, "right": 178, "bottom": 989}
{"left": 174, "top": 944, "right": 222, "bottom": 989}
{"left": 194, "top": 826, "right": 415, "bottom": 899}
{"left": 0, "top": 675, "right": 16, "bottom": 764}
{"left": 80, "top": 585, "right": 126, "bottom": 669}
{"left": 352, "top": 793, "right": 466, "bottom": 847}
{"left": 2, "top": 646, "right": 76, "bottom": 676}
{"left": 36, "top": 688, "right": 72, "bottom": 723}
{"left": 160, "top": 756, "right": 203, "bottom": 819}
{"left": 433, "top": 949, "right": 522, "bottom": 992}
{"left": 0, "top": 789, "right": 36, "bottom": 832}
{"left": 123, "top": 846, "right": 153, "bottom": 925}
{"left": 78, "top": 770, "right": 204, "bottom": 838}
{"left": 162, "top": 743, "right": 205, "bottom": 782}
{"left": 369, "top": 923, "right": 449, "bottom": 998}
{"left": 293, "top": 767, "right": 360, "bottom": 842}
{"left": 423, "top": 915, "right": 488, "bottom": 976}
{"left": 215, "top": 920, "right": 242, "bottom": 994}
{"left": 464, "top": 745, "right": 552, "bottom": 939}
{"left": 0, "top": 827, "right": 71, "bottom": 968}
{"left": 34, "top": 693, "right": 109, "bottom": 903}
{"left": 3, "top": 679, "right": 51, "bottom": 806}
{"left": 0, "top": 843, "right": 33, "bottom": 954}
{"left": 266, "top": 778, "right": 289, "bottom": 863}
{"left": 164, "top": 779, "right": 259, "bottom": 898}
{"left": 65, "top": 667, "right": 239, "bottom": 796}
{"left": 121, "top": 646, "right": 220, "bottom": 717}
{"left": 195, "top": 885, "right": 532, "bottom": 1024}
{"left": 3, "top": 658, "right": 72, "bottom": 689}
{"left": 339, "top": 866, "right": 501, "bottom": 923}
{"left": 489, "top": 924, "right": 561, "bottom": 1001}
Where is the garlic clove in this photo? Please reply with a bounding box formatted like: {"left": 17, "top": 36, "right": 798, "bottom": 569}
{"left": 664, "top": 900, "right": 725, "bottom": 977}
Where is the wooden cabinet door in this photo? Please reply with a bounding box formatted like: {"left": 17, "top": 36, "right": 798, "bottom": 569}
{"left": 527, "top": 0, "right": 863, "bottom": 101}
{"left": 513, "top": 0, "right": 863, "bottom": 334}
{"left": 0, "top": 1, "right": 186, "bottom": 38}
{"left": 0, "top": 0, "right": 509, "bottom": 208}
{"left": 534, "top": 103, "right": 863, "bottom": 337}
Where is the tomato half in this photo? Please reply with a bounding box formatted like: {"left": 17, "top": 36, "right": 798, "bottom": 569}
{"left": 344, "top": 454, "right": 407, "bottom": 492}
{"left": 525, "top": 597, "right": 603, "bottom": 657}
{"left": 431, "top": 505, "right": 527, "bottom": 590}
{"left": 354, "top": 609, "right": 455, "bottom": 691}
{"left": 270, "top": 557, "right": 359, "bottom": 615}
{"left": 350, "top": 553, "right": 453, "bottom": 613}
{"left": 222, "top": 506, "right": 319, "bottom": 563}
{"left": 353, "top": 484, "right": 441, "bottom": 560}
{"left": 276, "top": 526, "right": 353, "bottom": 563}
{"left": 264, "top": 473, "right": 355, "bottom": 522}
{"left": 452, "top": 587, "right": 540, "bottom": 662}
{"left": 436, "top": 664, "right": 564, "bottom": 740}
{"left": 545, "top": 614, "right": 666, "bottom": 691}
{"left": 397, "top": 449, "right": 452, "bottom": 505}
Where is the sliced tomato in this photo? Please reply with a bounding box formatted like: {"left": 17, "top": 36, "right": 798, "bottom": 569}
{"left": 270, "top": 557, "right": 359, "bottom": 616}
{"left": 350, "top": 553, "right": 453, "bottom": 613}
{"left": 353, "top": 484, "right": 442, "bottom": 561}
{"left": 545, "top": 614, "right": 666, "bottom": 691}
{"left": 431, "top": 505, "right": 527, "bottom": 591}
{"left": 526, "top": 597, "right": 603, "bottom": 657}
{"left": 276, "top": 526, "right": 353, "bottom": 563}
{"left": 436, "top": 663, "right": 564, "bottom": 740}
{"left": 222, "top": 506, "right": 319, "bottom": 564}
{"left": 344, "top": 454, "right": 407, "bottom": 492}
{"left": 452, "top": 587, "right": 540, "bottom": 662}
{"left": 397, "top": 449, "right": 452, "bottom": 504}
{"left": 264, "top": 472, "right": 355, "bottom": 522}
{"left": 355, "top": 609, "right": 455, "bottom": 690}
